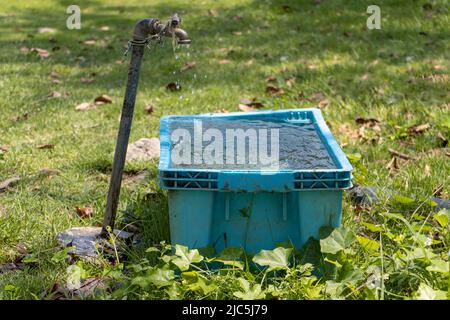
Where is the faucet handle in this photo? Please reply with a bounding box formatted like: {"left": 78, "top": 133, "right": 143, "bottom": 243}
{"left": 170, "top": 13, "right": 181, "bottom": 27}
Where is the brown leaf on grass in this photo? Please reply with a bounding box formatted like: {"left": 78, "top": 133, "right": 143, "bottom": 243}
{"left": 265, "top": 75, "right": 277, "bottom": 83}
{"left": 266, "top": 85, "right": 284, "bottom": 95}
{"left": 52, "top": 79, "right": 62, "bottom": 84}
{"left": 20, "top": 47, "right": 30, "bottom": 54}
{"left": 408, "top": 123, "right": 430, "bottom": 135}
{"left": 75, "top": 206, "right": 94, "bottom": 218}
{"left": 245, "top": 59, "right": 255, "bottom": 66}
{"left": 99, "top": 26, "right": 110, "bottom": 31}
{"left": 144, "top": 104, "right": 154, "bottom": 114}
{"left": 0, "top": 145, "right": 8, "bottom": 152}
{"left": 284, "top": 77, "right": 296, "bottom": 87}
{"left": 388, "top": 148, "right": 417, "bottom": 161}
{"left": 311, "top": 92, "right": 325, "bottom": 101}
{"left": 318, "top": 99, "right": 330, "bottom": 108}
{"left": 84, "top": 39, "right": 97, "bottom": 45}
{"left": 238, "top": 104, "right": 256, "bottom": 112}
{"left": 360, "top": 74, "right": 369, "bottom": 81}
{"left": 94, "top": 94, "right": 113, "bottom": 105}
{"left": 0, "top": 263, "right": 20, "bottom": 273}
{"left": 214, "top": 108, "right": 229, "bottom": 113}
{"left": 166, "top": 82, "right": 181, "bottom": 91}
{"left": 37, "top": 144, "right": 55, "bottom": 150}
{"left": 239, "top": 98, "right": 264, "bottom": 109}
{"left": 232, "top": 31, "right": 243, "bottom": 36}
{"left": 386, "top": 156, "right": 400, "bottom": 171}
{"left": 30, "top": 48, "right": 50, "bottom": 58}
{"left": 81, "top": 77, "right": 95, "bottom": 84}
{"left": 234, "top": 15, "right": 243, "bottom": 21}
{"left": 355, "top": 117, "right": 380, "bottom": 125}
{"left": 180, "top": 61, "right": 196, "bottom": 72}
{"left": 38, "top": 27, "right": 56, "bottom": 34}
{"left": 0, "top": 177, "right": 21, "bottom": 193}
{"left": 433, "top": 185, "right": 444, "bottom": 197}
{"left": 218, "top": 59, "right": 231, "bottom": 65}
{"left": 208, "top": 9, "right": 219, "bottom": 17}
{"left": 75, "top": 102, "right": 94, "bottom": 111}
{"left": 424, "top": 164, "right": 431, "bottom": 177}
{"left": 436, "top": 132, "right": 448, "bottom": 147}
{"left": 39, "top": 168, "right": 61, "bottom": 177}
{"left": 51, "top": 91, "right": 62, "bottom": 98}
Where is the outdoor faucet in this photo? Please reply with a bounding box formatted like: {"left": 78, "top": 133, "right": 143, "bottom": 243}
{"left": 101, "top": 14, "right": 190, "bottom": 236}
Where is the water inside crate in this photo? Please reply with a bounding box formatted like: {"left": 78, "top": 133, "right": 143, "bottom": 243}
{"left": 167, "top": 118, "right": 336, "bottom": 170}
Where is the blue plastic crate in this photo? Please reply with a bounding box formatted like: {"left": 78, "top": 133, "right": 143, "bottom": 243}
{"left": 159, "top": 108, "right": 352, "bottom": 253}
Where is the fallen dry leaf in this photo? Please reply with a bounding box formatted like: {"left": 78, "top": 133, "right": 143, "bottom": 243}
{"left": 99, "top": 26, "right": 110, "bottom": 31}
{"left": 265, "top": 75, "right": 277, "bottom": 83}
{"left": 20, "top": 47, "right": 30, "bottom": 54}
{"left": 51, "top": 91, "right": 62, "bottom": 98}
{"left": 424, "top": 164, "right": 431, "bottom": 177}
{"left": 311, "top": 92, "right": 325, "bottom": 101}
{"left": 218, "top": 59, "right": 231, "bottom": 65}
{"left": 436, "top": 132, "right": 448, "bottom": 147}
{"left": 232, "top": 31, "right": 243, "bottom": 36}
{"left": 239, "top": 98, "right": 264, "bottom": 109}
{"left": 38, "top": 27, "right": 56, "bottom": 34}
{"left": 239, "top": 104, "right": 256, "bottom": 112}
{"left": 208, "top": 9, "right": 219, "bottom": 17}
{"left": 245, "top": 59, "right": 255, "bottom": 66}
{"left": 360, "top": 74, "right": 369, "bottom": 81}
{"left": 0, "top": 177, "right": 21, "bottom": 193}
{"left": 144, "top": 104, "right": 154, "bottom": 114}
{"left": 39, "top": 168, "right": 61, "bottom": 177}
{"left": 234, "top": 15, "right": 243, "bottom": 21}
{"left": 0, "top": 145, "right": 8, "bottom": 152}
{"left": 355, "top": 117, "right": 381, "bottom": 125}
{"left": 30, "top": 48, "right": 50, "bottom": 58}
{"left": 266, "top": 85, "right": 284, "bottom": 95}
{"left": 166, "top": 82, "right": 181, "bottom": 91}
{"left": 388, "top": 148, "right": 417, "bottom": 161}
{"left": 408, "top": 123, "right": 430, "bottom": 135}
{"left": 81, "top": 77, "right": 95, "bottom": 84}
{"left": 94, "top": 94, "right": 113, "bottom": 105}
{"left": 180, "top": 61, "right": 196, "bottom": 72}
{"left": 75, "top": 102, "right": 94, "bottom": 111}
{"left": 84, "top": 39, "right": 97, "bottom": 45}
{"left": 386, "top": 156, "right": 400, "bottom": 171}
{"left": 75, "top": 206, "right": 94, "bottom": 218}
{"left": 284, "top": 77, "right": 296, "bottom": 87}
{"left": 318, "top": 99, "right": 330, "bottom": 108}
{"left": 37, "top": 144, "right": 55, "bottom": 150}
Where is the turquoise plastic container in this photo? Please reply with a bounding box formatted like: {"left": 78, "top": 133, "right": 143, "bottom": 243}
{"left": 159, "top": 108, "right": 352, "bottom": 253}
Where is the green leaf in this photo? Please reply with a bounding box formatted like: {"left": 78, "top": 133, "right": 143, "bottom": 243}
{"left": 233, "top": 278, "right": 266, "bottom": 300}
{"left": 392, "top": 195, "right": 415, "bottom": 205}
{"left": 415, "top": 283, "right": 447, "bottom": 300}
{"left": 214, "top": 247, "right": 245, "bottom": 269}
{"left": 182, "top": 271, "right": 217, "bottom": 295}
{"left": 252, "top": 247, "right": 292, "bottom": 272}
{"left": 361, "top": 222, "right": 383, "bottom": 232}
{"left": 320, "top": 227, "right": 355, "bottom": 254}
{"left": 433, "top": 209, "right": 449, "bottom": 227}
{"left": 426, "top": 260, "right": 449, "bottom": 274}
{"left": 132, "top": 267, "right": 175, "bottom": 288}
{"left": 357, "top": 236, "right": 380, "bottom": 251}
{"left": 171, "top": 244, "right": 204, "bottom": 271}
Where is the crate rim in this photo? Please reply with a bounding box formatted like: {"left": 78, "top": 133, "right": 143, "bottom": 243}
{"left": 159, "top": 108, "right": 353, "bottom": 173}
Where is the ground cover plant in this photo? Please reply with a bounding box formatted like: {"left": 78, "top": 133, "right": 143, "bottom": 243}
{"left": 0, "top": 0, "right": 448, "bottom": 300}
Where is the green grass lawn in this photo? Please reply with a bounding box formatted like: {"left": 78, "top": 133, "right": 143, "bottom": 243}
{"left": 0, "top": 0, "right": 449, "bottom": 299}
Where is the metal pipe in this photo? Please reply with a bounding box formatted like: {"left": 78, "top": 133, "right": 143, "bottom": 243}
{"left": 101, "top": 15, "right": 191, "bottom": 236}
